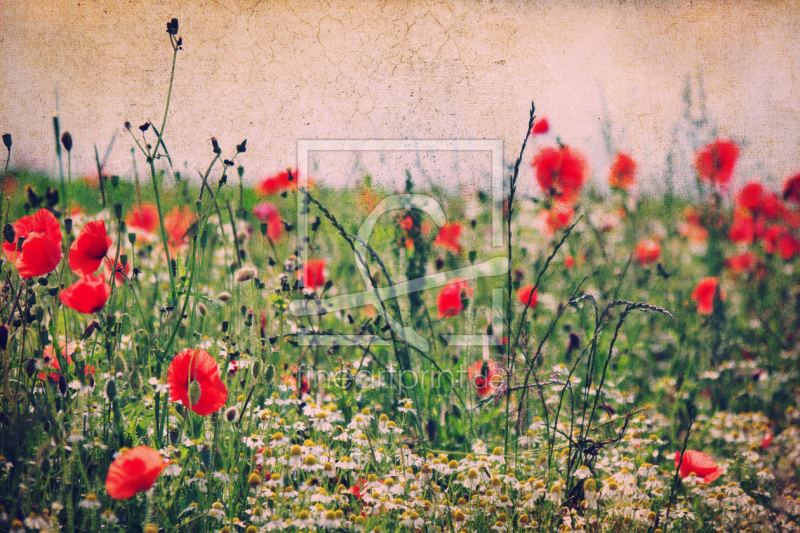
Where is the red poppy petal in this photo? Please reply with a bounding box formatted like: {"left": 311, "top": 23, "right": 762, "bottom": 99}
{"left": 105, "top": 446, "right": 164, "bottom": 500}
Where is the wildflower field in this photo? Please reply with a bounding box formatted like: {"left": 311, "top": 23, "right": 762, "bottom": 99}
{"left": 2, "top": 17, "right": 800, "bottom": 533}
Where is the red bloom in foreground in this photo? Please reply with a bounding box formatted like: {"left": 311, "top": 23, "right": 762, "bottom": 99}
{"left": 60, "top": 275, "right": 111, "bottom": 314}
{"left": 252, "top": 203, "right": 283, "bottom": 241}
{"left": 69, "top": 220, "right": 112, "bottom": 276}
{"left": 532, "top": 146, "right": 587, "bottom": 203}
{"left": 608, "top": 152, "right": 636, "bottom": 191}
{"left": 675, "top": 450, "right": 723, "bottom": 484}
{"left": 125, "top": 203, "right": 159, "bottom": 238}
{"left": 436, "top": 278, "right": 473, "bottom": 318}
{"left": 104, "top": 258, "right": 131, "bottom": 285}
{"left": 299, "top": 258, "right": 326, "bottom": 290}
{"left": 695, "top": 139, "right": 739, "bottom": 187}
{"left": 167, "top": 349, "right": 228, "bottom": 416}
{"left": 634, "top": 238, "right": 661, "bottom": 266}
{"left": 105, "top": 446, "right": 165, "bottom": 500}
{"left": 467, "top": 360, "right": 501, "bottom": 396}
{"left": 783, "top": 173, "right": 800, "bottom": 204}
{"left": 516, "top": 285, "right": 538, "bottom": 308}
{"left": 2, "top": 209, "right": 62, "bottom": 278}
{"left": 433, "top": 222, "right": 463, "bottom": 254}
{"left": 691, "top": 277, "right": 726, "bottom": 315}
{"left": 256, "top": 169, "right": 297, "bottom": 196}
{"left": 531, "top": 118, "right": 549, "bottom": 135}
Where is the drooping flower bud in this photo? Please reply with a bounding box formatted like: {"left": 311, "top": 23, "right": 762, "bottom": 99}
{"left": 2, "top": 134, "right": 11, "bottom": 150}
{"left": 61, "top": 132, "right": 72, "bottom": 152}
{"left": 106, "top": 379, "right": 117, "bottom": 401}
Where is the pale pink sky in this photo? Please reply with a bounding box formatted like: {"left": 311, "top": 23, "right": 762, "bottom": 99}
{"left": 1, "top": 0, "right": 799, "bottom": 195}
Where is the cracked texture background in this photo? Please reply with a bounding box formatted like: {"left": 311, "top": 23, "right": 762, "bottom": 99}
{"left": 1, "top": 0, "right": 799, "bottom": 195}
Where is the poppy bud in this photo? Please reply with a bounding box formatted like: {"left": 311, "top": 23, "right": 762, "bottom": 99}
{"left": 61, "top": 132, "right": 72, "bottom": 152}
{"left": 0, "top": 324, "right": 7, "bottom": 351}
{"left": 188, "top": 380, "right": 202, "bottom": 406}
{"left": 262, "top": 364, "right": 275, "bottom": 384}
{"left": 114, "top": 203, "right": 123, "bottom": 220}
{"left": 111, "top": 175, "right": 120, "bottom": 188}
{"left": 468, "top": 250, "right": 477, "bottom": 264}
{"left": 106, "top": 379, "right": 117, "bottom": 401}
{"left": 235, "top": 267, "right": 257, "bottom": 283}
{"left": 251, "top": 360, "right": 261, "bottom": 380}
{"left": 260, "top": 223, "right": 268, "bottom": 236}
{"left": 35, "top": 306, "right": 44, "bottom": 323}
{"left": 198, "top": 302, "right": 207, "bottom": 317}
{"left": 435, "top": 257, "right": 444, "bottom": 271}
{"left": 221, "top": 320, "right": 229, "bottom": 333}
{"left": 58, "top": 374, "right": 67, "bottom": 395}
{"left": 130, "top": 369, "right": 142, "bottom": 392}
{"left": 211, "top": 137, "right": 221, "bottom": 155}
{"left": 113, "top": 356, "right": 126, "bottom": 375}
{"left": 41, "top": 456, "right": 51, "bottom": 476}
{"left": 24, "top": 358, "right": 36, "bottom": 378}
{"left": 236, "top": 140, "right": 247, "bottom": 153}
{"left": 237, "top": 165, "right": 244, "bottom": 178}
{"left": 64, "top": 218, "right": 73, "bottom": 233}
{"left": 2, "top": 134, "right": 10, "bottom": 150}
{"left": 3, "top": 224, "right": 14, "bottom": 244}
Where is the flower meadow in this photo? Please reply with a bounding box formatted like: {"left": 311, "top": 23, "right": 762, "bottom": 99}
{"left": 1, "top": 19, "right": 800, "bottom": 533}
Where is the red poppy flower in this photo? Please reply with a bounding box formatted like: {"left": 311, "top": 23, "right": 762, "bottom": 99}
{"left": 467, "top": 360, "right": 501, "bottom": 396}
{"left": 691, "top": 277, "right": 725, "bottom": 315}
{"left": 760, "top": 431, "right": 773, "bottom": 450}
{"left": 163, "top": 205, "right": 195, "bottom": 252}
{"left": 608, "top": 153, "right": 636, "bottom": 191}
{"left": 256, "top": 169, "right": 299, "bottom": 196}
{"left": 532, "top": 146, "right": 587, "bottom": 203}
{"left": 783, "top": 172, "right": 800, "bottom": 204}
{"left": 516, "top": 285, "right": 538, "bottom": 307}
{"left": 728, "top": 211, "right": 754, "bottom": 245}
{"left": 762, "top": 225, "right": 784, "bottom": 254}
{"left": 282, "top": 367, "right": 310, "bottom": 396}
{"left": 565, "top": 255, "right": 575, "bottom": 269}
{"left": 2, "top": 209, "right": 62, "bottom": 279}
{"left": 436, "top": 278, "right": 472, "bottom": 318}
{"left": 124, "top": 203, "right": 159, "bottom": 238}
{"left": 433, "top": 222, "right": 463, "bottom": 254}
{"left": 778, "top": 232, "right": 800, "bottom": 261}
{"left": 674, "top": 450, "right": 722, "bottom": 484}
{"left": 531, "top": 118, "right": 549, "bottom": 135}
{"left": 634, "top": 238, "right": 661, "bottom": 265}
{"left": 104, "top": 258, "right": 131, "bottom": 285}
{"left": 252, "top": 202, "right": 283, "bottom": 241}
{"left": 39, "top": 343, "right": 76, "bottom": 381}
{"left": 760, "top": 192, "right": 785, "bottom": 221}
{"left": 695, "top": 139, "right": 739, "bottom": 187}
{"left": 68, "top": 220, "right": 112, "bottom": 276}
{"left": 60, "top": 275, "right": 111, "bottom": 314}
{"left": 299, "top": 258, "right": 326, "bottom": 290}
{"left": 736, "top": 181, "right": 764, "bottom": 212}
{"left": 725, "top": 252, "right": 757, "bottom": 276}
{"left": 105, "top": 446, "right": 165, "bottom": 500}
{"left": 537, "top": 202, "right": 575, "bottom": 237}
{"left": 167, "top": 349, "right": 228, "bottom": 416}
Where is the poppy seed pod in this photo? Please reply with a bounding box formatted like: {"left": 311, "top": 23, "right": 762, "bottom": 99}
{"left": 25, "top": 358, "right": 37, "bottom": 378}
{"left": 236, "top": 139, "right": 247, "bottom": 153}
{"left": 211, "top": 137, "right": 221, "bottom": 155}
{"left": 61, "top": 132, "right": 72, "bottom": 152}
{"left": 2, "top": 134, "right": 11, "bottom": 150}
